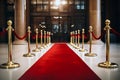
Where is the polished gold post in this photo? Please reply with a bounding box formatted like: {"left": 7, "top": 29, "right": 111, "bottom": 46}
{"left": 0, "top": 20, "right": 20, "bottom": 69}
{"left": 72, "top": 31, "right": 75, "bottom": 46}
{"left": 79, "top": 29, "right": 86, "bottom": 52}
{"left": 32, "top": 28, "right": 40, "bottom": 52}
{"left": 47, "top": 31, "right": 49, "bottom": 44}
{"left": 82, "top": 29, "right": 85, "bottom": 50}
{"left": 70, "top": 32, "right": 72, "bottom": 44}
{"left": 85, "top": 26, "right": 97, "bottom": 57}
{"left": 48, "top": 32, "right": 51, "bottom": 44}
{"left": 44, "top": 30, "right": 47, "bottom": 47}
{"left": 70, "top": 31, "right": 73, "bottom": 46}
{"left": 40, "top": 30, "right": 44, "bottom": 49}
{"left": 75, "top": 30, "right": 78, "bottom": 45}
{"left": 41, "top": 30, "right": 43, "bottom": 46}
{"left": 98, "top": 19, "right": 118, "bottom": 68}
{"left": 77, "top": 30, "right": 80, "bottom": 48}
{"left": 47, "top": 31, "right": 50, "bottom": 45}
{"left": 74, "top": 30, "right": 78, "bottom": 49}
{"left": 23, "top": 26, "right": 35, "bottom": 57}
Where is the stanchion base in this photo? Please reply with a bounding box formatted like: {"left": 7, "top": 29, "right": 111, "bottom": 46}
{"left": 0, "top": 62, "right": 20, "bottom": 69}
{"left": 74, "top": 46, "right": 79, "bottom": 49}
{"left": 43, "top": 45, "right": 47, "bottom": 48}
{"left": 98, "top": 62, "right": 119, "bottom": 68}
{"left": 38, "top": 46, "right": 44, "bottom": 49}
{"left": 32, "top": 48, "right": 40, "bottom": 52}
{"left": 79, "top": 49, "right": 87, "bottom": 52}
{"left": 23, "top": 53, "right": 35, "bottom": 57}
{"left": 74, "top": 45, "right": 80, "bottom": 49}
{"left": 39, "top": 45, "right": 46, "bottom": 49}
{"left": 71, "top": 44, "right": 75, "bottom": 47}
{"left": 70, "top": 42, "right": 72, "bottom": 45}
{"left": 85, "top": 53, "right": 97, "bottom": 57}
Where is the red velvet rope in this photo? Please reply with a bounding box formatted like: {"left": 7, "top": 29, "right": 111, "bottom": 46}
{"left": 0, "top": 32, "right": 6, "bottom": 36}
{"left": 84, "top": 34, "right": 88, "bottom": 39}
{"left": 27, "top": 33, "right": 50, "bottom": 39}
{"left": 47, "top": 34, "right": 50, "bottom": 37}
{"left": 37, "top": 34, "right": 47, "bottom": 38}
{"left": 31, "top": 33, "right": 36, "bottom": 39}
{"left": 71, "top": 34, "right": 74, "bottom": 37}
{"left": 31, "top": 34, "right": 46, "bottom": 39}
{"left": 13, "top": 31, "right": 28, "bottom": 40}
{"left": 111, "top": 28, "right": 120, "bottom": 36}
{"left": 38, "top": 35, "right": 42, "bottom": 38}
{"left": 71, "top": 34, "right": 75, "bottom": 37}
{"left": 76, "top": 34, "right": 78, "bottom": 37}
{"left": 44, "top": 35, "right": 47, "bottom": 38}
{"left": 77, "top": 34, "right": 81, "bottom": 38}
{"left": 0, "top": 29, "right": 7, "bottom": 36}
{"left": 91, "top": 30, "right": 105, "bottom": 40}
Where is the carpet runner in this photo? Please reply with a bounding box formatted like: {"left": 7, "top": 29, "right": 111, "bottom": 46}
{"left": 19, "top": 43, "right": 101, "bottom": 80}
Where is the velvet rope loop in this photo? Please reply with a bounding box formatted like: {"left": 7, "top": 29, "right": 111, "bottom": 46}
{"left": 38, "top": 35, "right": 41, "bottom": 38}
{"left": 77, "top": 34, "right": 81, "bottom": 38}
{"left": 91, "top": 30, "right": 105, "bottom": 40}
{"left": 84, "top": 33, "right": 89, "bottom": 39}
{"left": 44, "top": 35, "right": 47, "bottom": 38}
{"left": 13, "top": 31, "right": 28, "bottom": 40}
{"left": 38, "top": 33, "right": 43, "bottom": 38}
{"left": 111, "top": 28, "right": 120, "bottom": 36}
{"left": 31, "top": 33, "right": 36, "bottom": 39}
{"left": 84, "top": 33, "right": 88, "bottom": 39}
{"left": 0, "top": 29, "right": 7, "bottom": 36}
{"left": 72, "top": 34, "right": 75, "bottom": 37}
{"left": 46, "top": 34, "right": 49, "bottom": 37}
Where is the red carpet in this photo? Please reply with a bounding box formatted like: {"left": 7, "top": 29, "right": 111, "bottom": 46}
{"left": 19, "top": 43, "right": 101, "bottom": 80}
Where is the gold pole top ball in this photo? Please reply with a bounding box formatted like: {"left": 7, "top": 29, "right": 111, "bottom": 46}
{"left": 36, "top": 28, "right": 38, "bottom": 31}
{"left": 89, "top": 26, "right": 93, "bottom": 32}
{"left": 28, "top": 26, "right": 31, "bottom": 29}
{"left": 36, "top": 28, "right": 38, "bottom": 33}
{"left": 7, "top": 20, "right": 12, "bottom": 26}
{"left": 82, "top": 28, "right": 85, "bottom": 33}
{"left": 105, "top": 19, "right": 110, "bottom": 25}
{"left": 78, "top": 30, "right": 80, "bottom": 33}
{"left": 89, "top": 26, "right": 92, "bottom": 29}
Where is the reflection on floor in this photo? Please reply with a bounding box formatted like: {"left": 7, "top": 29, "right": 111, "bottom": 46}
{"left": 0, "top": 43, "right": 120, "bottom": 80}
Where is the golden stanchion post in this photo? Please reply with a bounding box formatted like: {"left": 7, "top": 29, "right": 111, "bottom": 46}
{"left": 79, "top": 29, "right": 87, "bottom": 52}
{"left": 75, "top": 30, "right": 78, "bottom": 47}
{"left": 47, "top": 31, "right": 49, "bottom": 44}
{"left": 98, "top": 19, "right": 118, "bottom": 68}
{"left": 0, "top": 20, "right": 20, "bottom": 69}
{"left": 70, "top": 31, "right": 72, "bottom": 45}
{"left": 23, "top": 26, "right": 35, "bottom": 57}
{"left": 43, "top": 30, "right": 47, "bottom": 47}
{"left": 77, "top": 30, "right": 80, "bottom": 49}
{"left": 70, "top": 32, "right": 72, "bottom": 45}
{"left": 47, "top": 31, "right": 50, "bottom": 45}
{"left": 72, "top": 31, "right": 75, "bottom": 46}
{"left": 48, "top": 32, "right": 51, "bottom": 44}
{"left": 75, "top": 30, "right": 77, "bottom": 45}
{"left": 72, "top": 31, "right": 74, "bottom": 45}
{"left": 72, "top": 31, "right": 76, "bottom": 47}
{"left": 32, "top": 28, "right": 40, "bottom": 52}
{"left": 46, "top": 31, "right": 49, "bottom": 46}
{"left": 39, "top": 30, "right": 44, "bottom": 49}
{"left": 85, "top": 26, "right": 97, "bottom": 57}
{"left": 74, "top": 30, "right": 78, "bottom": 49}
